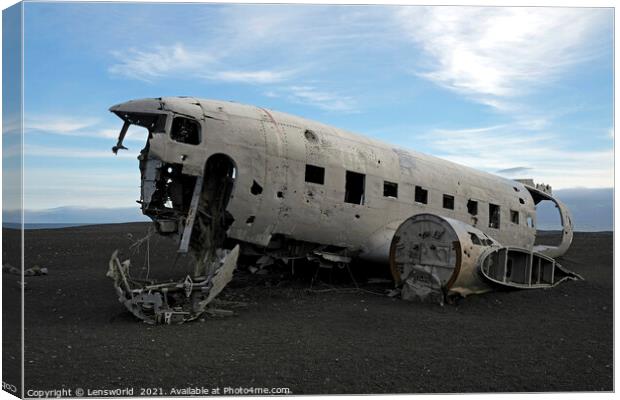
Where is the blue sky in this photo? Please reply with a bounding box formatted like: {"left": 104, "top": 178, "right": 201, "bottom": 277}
{"left": 9, "top": 3, "right": 615, "bottom": 210}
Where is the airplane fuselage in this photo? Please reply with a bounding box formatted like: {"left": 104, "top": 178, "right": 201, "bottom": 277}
{"left": 110, "top": 97, "right": 573, "bottom": 265}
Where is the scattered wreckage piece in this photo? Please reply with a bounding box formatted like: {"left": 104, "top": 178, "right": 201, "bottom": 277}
{"left": 479, "top": 247, "right": 582, "bottom": 289}
{"left": 25, "top": 266, "right": 49, "bottom": 276}
{"left": 3, "top": 264, "right": 20, "bottom": 275}
{"left": 106, "top": 246, "right": 239, "bottom": 324}
{"left": 3, "top": 263, "right": 48, "bottom": 276}
{"left": 390, "top": 214, "right": 582, "bottom": 304}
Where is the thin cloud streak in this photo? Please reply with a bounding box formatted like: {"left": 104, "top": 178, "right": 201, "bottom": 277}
{"left": 267, "top": 86, "right": 358, "bottom": 113}
{"left": 26, "top": 115, "right": 99, "bottom": 133}
{"left": 419, "top": 125, "right": 612, "bottom": 189}
{"left": 105, "top": 7, "right": 393, "bottom": 103}
{"left": 24, "top": 115, "right": 147, "bottom": 142}
{"left": 4, "top": 114, "right": 22, "bottom": 135}
{"left": 203, "top": 69, "right": 295, "bottom": 84}
{"left": 211, "top": 5, "right": 394, "bottom": 57}
{"left": 109, "top": 43, "right": 293, "bottom": 84}
{"left": 24, "top": 144, "right": 140, "bottom": 159}
{"left": 108, "top": 43, "right": 216, "bottom": 82}
{"left": 396, "top": 7, "right": 609, "bottom": 108}
{"left": 496, "top": 167, "right": 532, "bottom": 175}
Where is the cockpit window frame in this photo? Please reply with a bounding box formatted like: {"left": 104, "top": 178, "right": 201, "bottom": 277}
{"left": 170, "top": 115, "right": 202, "bottom": 145}
{"left": 112, "top": 111, "right": 168, "bottom": 134}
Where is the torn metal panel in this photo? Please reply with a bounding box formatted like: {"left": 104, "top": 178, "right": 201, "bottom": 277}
{"left": 479, "top": 247, "right": 582, "bottom": 288}
{"left": 106, "top": 246, "right": 239, "bottom": 324}
{"left": 198, "top": 245, "right": 239, "bottom": 308}
{"left": 178, "top": 177, "right": 204, "bottom": 253}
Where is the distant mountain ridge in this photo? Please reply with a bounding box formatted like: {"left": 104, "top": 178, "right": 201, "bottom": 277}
{"left": 2, "top": 188, "right": 613, "bottom": 231}
{"left": 3, "top": 206, "right": 149, "bottom": 226}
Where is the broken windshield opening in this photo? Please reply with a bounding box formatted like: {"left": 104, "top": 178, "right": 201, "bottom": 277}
{"left": 112, "top": 112, "right": 168, "bottom": 154}
{"left": 113, "top": 112, "right": 167, "bottom": 132}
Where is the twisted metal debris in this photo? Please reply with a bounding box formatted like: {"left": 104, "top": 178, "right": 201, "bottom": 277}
{"left": 107, "top": 245, "right": 239, "bottom": 324}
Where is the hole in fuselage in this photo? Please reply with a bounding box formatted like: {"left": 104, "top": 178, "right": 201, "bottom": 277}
{"left": 344, "top": 171, "right": 365, "bottom": 205}
{"left": 305, "top": 164, "right": 325, "bottom": 184}
{"left": 251, "top": 180, "right": 263, "bottom": 195}
{"left": 534, "top": 199, "right": 564, "bottom": 247}
{"left": 189, "top": 153, "right": 236, "bottom": 275}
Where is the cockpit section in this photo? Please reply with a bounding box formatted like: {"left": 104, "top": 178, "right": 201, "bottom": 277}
{"left": 109, "top": 97, "right": 204, "bottom": 155}
{"left": 109, "top": 99, "right": 206, "bottom": 240}
{"left": 107, "top": 98, "right": 241, "bottom": 324}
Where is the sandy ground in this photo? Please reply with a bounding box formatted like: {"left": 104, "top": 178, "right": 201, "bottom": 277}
{"left": 2, "top": 223, "right": 613, "bottom": 395}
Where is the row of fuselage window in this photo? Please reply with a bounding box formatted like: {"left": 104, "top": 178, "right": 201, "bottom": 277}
{"left": 304, "top": 163, "right": 524, "bottom": 230}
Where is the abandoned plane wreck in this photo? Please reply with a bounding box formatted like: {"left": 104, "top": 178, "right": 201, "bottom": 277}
{"left": 107, "top": 96, "right": 581, "bottom": 324}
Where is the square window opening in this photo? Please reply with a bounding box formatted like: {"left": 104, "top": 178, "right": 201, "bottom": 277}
{"left": 415, "top": 186, "right": 428, "bottom": 204}
{"left": 467, "top": 199, "right": 478, "bottom": 215}
{"left": 305, "top": 164, "right": 325, "bottom": 185}
{"left": 489, "top": 203, "right": 501, "bottom": 229}
{"left": 511, "top": 210, "right": 519, "bottom": 224}
{"left": 345, "top": 171, "right": 365, "bottom": 205}
{"left": 443, "top": 194, "right": 455, "bottom": 210}
{"left": 383, "top": 181, "right": 398, "bottom": 198}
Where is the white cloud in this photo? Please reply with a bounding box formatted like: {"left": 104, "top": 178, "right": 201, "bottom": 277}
{"left": 94, "top": 126, "right": 148, "bottom": 142}
{"left": 496, "top": 166, "right": 532, "bottom": 175}
{"left": 26, "top": 115, "right": 99, "bottom": 133}
{"left": 418, "top": 125, "right": 613, "bottom": 189}
{"left": 105, "top": 6, "right": 393, "bottom": 90}
{"left": 281, "top": 85, "right": 358, "bottom": 112}
{"left": 396, "top": 7, "right": 609, "bottom": 108}
{"left": 4, "top": 114, "right": 22, "bottom": 135}
{"left": 264, "top": 90, "right": 278, "bottom": 98}
{"left": 24, "top": 114, "right": 147, "bottom": 142}
{"left": 109, "top": 43, "right": 292, "bottom": 85}
{"left": 429, "top": 125, "right": 552, "bottom": 155}
{"left": 119, "top": 50, "right": 348, "bottom": 112}
{"left": 204, "top": 69, "right": 294, "bottom": 84}
{"left": 213, "top": 5, "right": 390, "bottom": 55}
{"left": 24, "top": 144, "right": 140, "bottom": 159}
{"left": 108, "top": 43, "right": 216, "bottom": 82}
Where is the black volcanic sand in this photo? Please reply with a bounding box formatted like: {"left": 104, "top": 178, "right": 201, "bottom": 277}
{"left": 2, "top": 224, "right": 613, "bottom": 394}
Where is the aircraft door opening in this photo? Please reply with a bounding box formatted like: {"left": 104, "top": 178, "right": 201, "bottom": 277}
{"left": 190, "top": 154, "right": 237, "bottom": 276}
